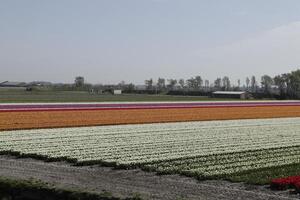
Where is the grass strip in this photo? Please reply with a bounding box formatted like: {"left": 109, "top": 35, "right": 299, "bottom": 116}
{"left": 221, "top": 163, "right": 300, "bottom": 185}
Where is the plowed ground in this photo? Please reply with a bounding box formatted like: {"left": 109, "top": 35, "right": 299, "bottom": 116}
{"left": 1, "top": 106, "right": 300, "bottom": 130}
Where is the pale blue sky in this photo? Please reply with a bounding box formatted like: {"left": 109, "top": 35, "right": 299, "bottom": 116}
{"left": 1, "top": 0, "right": 300, "bottom": 84}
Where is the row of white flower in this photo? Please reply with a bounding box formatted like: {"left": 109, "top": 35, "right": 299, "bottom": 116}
{"left": 1, "top": 117, "right": 300, "bottom": 176}
{"left": 145, "top": 145, "right": 300, "bottom": 176}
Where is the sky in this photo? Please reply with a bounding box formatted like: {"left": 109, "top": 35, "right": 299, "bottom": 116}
{"left": 1, "top": 0, "right": 300, "bottom": 85}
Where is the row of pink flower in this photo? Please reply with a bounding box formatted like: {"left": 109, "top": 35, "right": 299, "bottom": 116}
{"left": 1, "top": 101, "right": 300, "bottom": 112}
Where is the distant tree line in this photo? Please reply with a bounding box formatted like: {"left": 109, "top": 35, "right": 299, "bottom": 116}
{"left": 27, "top": 69, "right": 300, "bottom": 99}
{"left": 142, "top": 69, "right": 300, "bottom": 99}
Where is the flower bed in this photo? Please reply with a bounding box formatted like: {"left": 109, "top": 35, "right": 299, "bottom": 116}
{"left": 1, "top": 118, "right": 300, "bottom": 179}
{"left": 1, "top": 106, "right": 300, "bottom": 130}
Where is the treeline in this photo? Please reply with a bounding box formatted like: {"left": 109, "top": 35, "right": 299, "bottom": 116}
{"left": 141, "top": 69, "right": 300, "bottom": 99}
{"left": 29, "top": 69, "right": 300, "bottom": 99}
{"left": 273, "top": 70, "right": 300, "bottom": 99}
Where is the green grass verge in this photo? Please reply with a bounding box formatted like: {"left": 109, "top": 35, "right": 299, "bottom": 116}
{"left": 0, "top": 177, "right": 141, "bottom": 200}
{"left": 0, "top": 90, "right": 241, "bottom": 103}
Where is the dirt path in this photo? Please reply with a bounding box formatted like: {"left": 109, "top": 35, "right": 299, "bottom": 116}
{"left": 0, "top": 156, "right": 298, "bottom": 200}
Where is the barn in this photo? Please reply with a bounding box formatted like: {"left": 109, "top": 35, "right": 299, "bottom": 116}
{"left": 113, "top": 89, "right": 122, "bottom": 95}
{"left": 212, "top": 91, "right": 248, "bottom": 99}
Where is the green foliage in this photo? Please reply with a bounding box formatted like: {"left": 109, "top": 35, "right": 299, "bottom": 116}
{"left": 273, "top": 69, "right": 300, "bottom": 99}
{"left": 261, "top": 75, "right": 273, "bottom": 94}
{"left": 75, "top": 76, "right": 85, "bottom": 88}
{"left": 0, "top": 90, "right": 237, "bottom": 103}
{"left": 223, "top": 163, "right": 300, "bottom": 185}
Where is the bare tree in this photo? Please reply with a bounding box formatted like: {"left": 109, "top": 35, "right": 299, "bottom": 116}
{"left": 167, "top": 79, "right": 177, "bottom": 90}
{"left": 222, "top": 76, "right": 231, "bottom": 91}
{"left": 246, "top": 77, "right": 250, "bottom": 89}
{"left": 178, "top": 79, "right": 185, "bottom": 89}
{"left": 195, "top": 76, "right": 203, "bottom": 89}
{"left": 214, "top": 78, "right": 222, "bottom": 89}
{"left": 157, "top": 78, "right": 166, "bottom": 91}
{"left": 205, "top": 80, "right": 209, "bottom": 88}
{"left": 274, "top": 75, "right": 286, "bottom": 98}
{"left": 145, "top": 78, "right": 153, "bottom": 90}
{"left": 251, "top": 76, "right": 257, "bottom": 92}
{"left": 261, "top": 75, "right": 273, "bottom": 94}
{"left": 75, "top": 76, "right": 84, "bottom": 88}
{"left": 187, "top": 77, "right": 196, "bottom": 89}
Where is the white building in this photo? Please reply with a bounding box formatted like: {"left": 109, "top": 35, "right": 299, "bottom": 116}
{"left": 113, "top": 89, "right": 122, "bottom": 95}
{"left": 212, "top": 91, "right": 248, "bottom": 99}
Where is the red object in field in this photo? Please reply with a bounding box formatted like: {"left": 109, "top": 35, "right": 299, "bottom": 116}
{"left": 271, "top": 176, "right": 300, "bottom": 190}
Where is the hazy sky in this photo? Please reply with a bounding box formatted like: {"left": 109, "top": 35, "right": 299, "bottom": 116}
{"left": 1, "top": 0, "right": 300, "bottom": 85}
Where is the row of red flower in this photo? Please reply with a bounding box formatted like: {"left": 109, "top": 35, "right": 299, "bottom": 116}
{"left": 271, "top": 176, "right": 300, "bottom": 191}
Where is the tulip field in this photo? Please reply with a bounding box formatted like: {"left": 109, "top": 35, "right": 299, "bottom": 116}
{"left": 1, "top": 101, "right": 300, "bottom": 130}
{"left": 1, "top": 115, "right": 300, "bottom": 184}
{"left": 1, "top": 101, "right": 300, "bottom": 188}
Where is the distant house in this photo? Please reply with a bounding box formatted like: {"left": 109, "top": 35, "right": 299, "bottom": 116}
{"left": 212, "top": 91, "right": 248, "bottom": 99}
{"left": 113, "top": 89, "right": 122, "bottom": 95}
{"left": 0, "top": 81, "right": 26, "bottom": 87}
{"left": 28, "top": 81, "right": 52, "bottom": 87}
{"left": 0, "top": 81, "right": 27, "bottom": 90}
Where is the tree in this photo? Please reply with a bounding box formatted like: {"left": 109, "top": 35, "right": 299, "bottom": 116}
{"left": 273, "top": 70, "right": 300, "bottom": 99}
{"left": 261, "top": 75, "right": 273, "bottom": 94}
{"left": 251, "top": 76, "right": 257, "bottom": 92}
{"left": 178, "top": 79, "right": 185, "bottom": 89}
{"left": 125, "top": 83, "right": 135, "bottom": 92}
{"left": 282, "top": 73, "right": 293, "bottom": 98}
{"left": 214, "top": 78, "right": 222, "bottom": 89}
{"left": 145, "top": 78, "right": 153, "bottom": 90}
{"left": 75, "top": 76, "right": 84, "bottom": 88}
{"left": 157, "top": 78, "right": 166, "bottom": 91}
{"left": 246, "top": 77, "right": 250, "bottom": 89}
{"left": 167, "top": 79, "right": 177, "bottom": 90}
{"left": 274, "top": 75, "right": 286, "bottom": 98}
{"left": 204, "top": 80, "right": 209, "bottom": 88}
{"left": 289, "top": 69, "right": 300, "bottom": 98}
{"left": 195, "top": 76, "right": 203, "bottom": 89}
{"left": 237, "top": 79, "right": 241, "bottom": 89}
{"left": 187, "top": 77, "right": 196, "bottom": 89}
{"left": 222, "top": 76, "right": 231, "bottom": 91}
{"left": 118, "top": 81, "right": 126, "bottom": 90}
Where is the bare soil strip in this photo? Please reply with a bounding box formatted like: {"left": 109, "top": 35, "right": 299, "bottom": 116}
{"left": 0, "top": 156, "right": 297, "bottom": 200}
{"left": 1, "top": 106, "right": 300, "bottom": 130}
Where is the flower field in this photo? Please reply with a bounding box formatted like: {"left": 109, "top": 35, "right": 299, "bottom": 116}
{"left": 1, "top": 101, "right": 300, "bottom": 130}
{"left": 1, "top": 117, "right": 300, "bottom": 183}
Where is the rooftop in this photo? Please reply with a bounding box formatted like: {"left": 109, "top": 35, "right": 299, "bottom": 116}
{"left": 213, "top": 91, "right": 246, "bottom": 95}
{"left": 0, "top": 81, "right": 26, "bottom": 87}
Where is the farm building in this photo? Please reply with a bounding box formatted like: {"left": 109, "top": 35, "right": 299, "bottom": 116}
{"left": 212, "top": 91, "right": 248, "bottom": 99}
{"left": 0, "top": 81, "right": 27, "bottom": 90}
{"left": 0, "top": 81, "right": 26, "bottom": 87}
{"left": 113, "top": 89, "right": 122, "bottom": 95}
